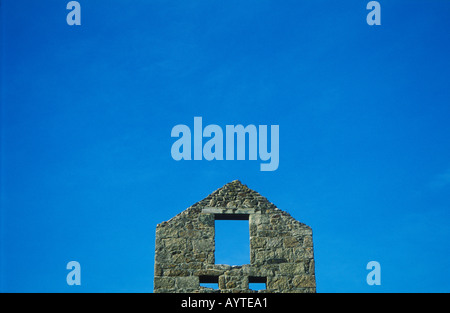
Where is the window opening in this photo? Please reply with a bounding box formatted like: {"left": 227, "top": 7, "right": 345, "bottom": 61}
{"left": 214, "top": 214, "right": 250, "bottom": 265}
{"left": 199, "top": 275, "right": 219, "bottom": 290}
{"left": 249, "top": 276, "right": 267, "bottom": 291}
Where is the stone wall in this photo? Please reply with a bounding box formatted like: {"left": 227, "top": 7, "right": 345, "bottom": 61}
{"left": 154, "top": 180, "right": 316, "bottom": 293}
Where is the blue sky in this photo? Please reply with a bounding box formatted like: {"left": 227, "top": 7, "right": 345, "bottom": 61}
{"left": 1, "top": 0, "right": 449, "bottom": 292}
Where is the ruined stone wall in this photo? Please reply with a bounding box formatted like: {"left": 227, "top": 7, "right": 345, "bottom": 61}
{"left": 154, "top": 180, "right": 316, "bottom": 293}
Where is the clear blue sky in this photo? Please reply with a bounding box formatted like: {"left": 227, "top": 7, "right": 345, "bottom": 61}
{"left": 1, "top": 0, "right": 449, "bottom": 292}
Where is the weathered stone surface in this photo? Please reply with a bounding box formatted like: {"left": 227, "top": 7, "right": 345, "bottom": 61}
{"left": 154, "top": 180, "right": 316, "bottom": 293}
{"left": 175, "top": 276, "right": 199, "bottom": 289}
{"left": 154, "top": 277, "right": 175, "bottom": 289}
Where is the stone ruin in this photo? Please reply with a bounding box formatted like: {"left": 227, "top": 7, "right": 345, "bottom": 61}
{"left": 154, "top": 180, "right": 316, "bottom": 293}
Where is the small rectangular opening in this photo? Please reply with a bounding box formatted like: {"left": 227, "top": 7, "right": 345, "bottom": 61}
{"left": 214, "top": 215, "right": 250, "bottom": 265}
{"left": 249, "top": 276, "right": 267, "bottom": 291}
{"left": 199, "top": 276, "right": 219, "bottom": 290}
{"left": 214, "top": 213, "right": 249, "bottom": 220}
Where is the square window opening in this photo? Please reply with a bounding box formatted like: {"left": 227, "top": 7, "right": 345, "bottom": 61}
{"left": 199, "top": 275, "right": 219, "bottom": 290}
{"left": 249, "top": 276, "right": 267, "bottom": 291}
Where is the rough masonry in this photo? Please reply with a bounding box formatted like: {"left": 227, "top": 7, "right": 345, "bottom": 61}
{"left": 154, "top": 180, "right": 316, "bottom": 293}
